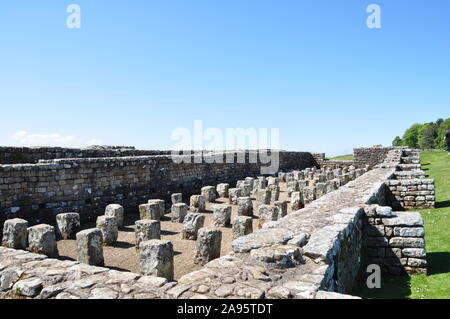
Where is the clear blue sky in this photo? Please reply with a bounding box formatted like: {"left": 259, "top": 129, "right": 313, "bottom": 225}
{"left": 0, "top": 0, "right": 449, "bottom": 157}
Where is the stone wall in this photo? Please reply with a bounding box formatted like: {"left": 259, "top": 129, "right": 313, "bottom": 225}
{"left": 385, "top": 179, "right": 435, "bottom": 210}
{"left": 353, "top": 146, "right": 398, "bottom": 168}
{"left": 0, "top": 151, "right": 317, "bottom": 227}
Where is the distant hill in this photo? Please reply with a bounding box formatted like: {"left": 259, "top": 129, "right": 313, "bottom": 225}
{"left": 392, "top": 118, "right": 450, "bottom": 150}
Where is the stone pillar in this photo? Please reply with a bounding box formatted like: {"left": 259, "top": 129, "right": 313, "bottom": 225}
{"left": 190, "top": 195, "right": 206, "bottom": 212}
{"left": 171, "top": 193, "right": 183, "bottom": 204}
{"left": 212, "top": 205, "right": 232, "bottom": 227}
{"left": 290, "top": 191, "right": 304, "bottom": 211}
{"left": 267, "top": 177, "right": 278, "bottom": 186}
{"left": 105, "top": 204, "right": 124, "bottom": 228}
{"left": 228, "top": 188, "right": 242, "bottom": 205}
{"left": 287, "top": 181, "right": 299, "bottom": 196}
{"left": 274, "top": 200, "right": 288, "bottom": 219}
{"left": 232, "top": 216, "right": 253, "bottom": 239}
{"left": 139, "top": 203, "right": 160, "bottom": 220}
{"left": 182, "top": 213, "right": 205, "bottom": 240}
{"left": 237, "top": 197, "right": 253, "bottom": 216}
{"left": 201, "top": 186, "right": 217, "bottom": 203}
{"left": 2, "top": 218, "right": 28, "bottom": 249}
{"left": 303, "top": 186, "right": 316, "bottom": 204}
{"left": 194, "top": 227, "right": 222, "bottom": 265}
{"left": 135, "top": 220, "right": 161, "bottom": 247}
{"left": 216, "top": 183, "right": 230, "bottom": 198}
{"left": 76, "top": 228, "right": 104, "bottom": 266}
{"left": 245, "top": 177, "right": 255, "bottom": 189}
{"left": 139, "top": 240, "right": 174, "bottom": 281}
{"left": 148, "top": 199, "right": 165, "bottom": 218}
{"left": 269, "top": 184, "right": 280, "bottom": 202}
{"left": 278, "top": 172, "right": 286, "bottom": 182}
{"left": 255, "top": 189, "right": 271, "bottom": 207}
{"left": 315, "top": 183, "right": 327, "bottom": 199}
{"left": 96, "top": 216, "right": 118, "bottom": 245}
{"left": 27, "top": 224, "right": 58, "bottom": 257}
{"left": 56, "top": 213, "right": 80, "bottom": 240}
{"left": 258, "top": 205, "right": 280, "bottom": 228}
{"left": 171, "top": 203, "right": 188, "bottom": 222}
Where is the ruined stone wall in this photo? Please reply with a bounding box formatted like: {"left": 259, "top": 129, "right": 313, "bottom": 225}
{"left": 0, "top": 151, "right": 317, "bottom": 226}
{"left": 353, "top": 146, "right": 398, "bottom": 168}
{"left": 385, "top": 179, "right": 435, "bottom": 210}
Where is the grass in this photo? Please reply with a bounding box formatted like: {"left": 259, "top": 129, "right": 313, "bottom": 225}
{"left": 355, "top": 151, "right": 450, "bottom": 299}
{"left": 328, "top": 154, "right": 354, "bottom": 160}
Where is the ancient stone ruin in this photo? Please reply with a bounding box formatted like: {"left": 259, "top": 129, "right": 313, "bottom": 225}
{"left": 0, "top": 146, "right": 434, "bottom": 299}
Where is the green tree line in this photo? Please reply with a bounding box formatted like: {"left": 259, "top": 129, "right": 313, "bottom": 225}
{"left": 392, "top": 118, "right": 450, "bottom": 149}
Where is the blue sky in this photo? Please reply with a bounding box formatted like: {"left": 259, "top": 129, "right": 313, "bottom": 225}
{"left": 0, "top": 0, "right": 449, "bottom": 157}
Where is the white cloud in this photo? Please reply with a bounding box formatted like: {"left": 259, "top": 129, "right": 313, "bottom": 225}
{"left": 11, "top": 131, "right": 103, "bottom": 148}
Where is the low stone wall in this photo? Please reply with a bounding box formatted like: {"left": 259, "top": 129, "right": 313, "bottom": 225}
{"left": 354, "top": 146, "right": 398, "bottom": 168}
{"left": 0, "top": 151, "right": 317, "bottom": 227}
{"left": 385, "top": 179, "right": 435, "bottom": 210}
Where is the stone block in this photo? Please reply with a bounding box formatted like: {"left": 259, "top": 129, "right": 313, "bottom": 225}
{"left": 171, "top": 193, "right": 183, "bottom": 204}
{"left": 182, "top": 213, "right": 205, "bottom": 240}
{"left": 216, "top": 183, "right": 229, "bottom": 198}
{"left": 274, "top": 200, "right": 288, "bottom": 219}
{"left": 190, "top": 195, "right": 206, "bottom": 212}
{"left": 148, "top": 199, "right": 165, "bottom": 218}
{"left": 237, "top": 197, "right": 253, "bottom": 216}
{"left": 96, "top": 215, "right": 118, "bottom": 245}
{"left": 105, "top": 204, "right": 124, "bottom": 228}
{"left": 212, "top": 205, "right": 232, "bottom": 227}
{"left": 258, "top": 205, "right": 280, "bottom": 228}
{"left": 393, "top": 227, "right": 424, "bottom": 237}
{"left": 2, "top": 218, "right": 28, "bottom": 249}
{"left": 201, "top": 186, "right": 217, "bottom": 202}
{"left": 135, "top": 220, "right": 161, "bottom": 246}
{"left": 232, "top": 216, "right": 253, "bottom": 239}
{"left": 56, "top": 213, "right": 80, "bottom": 240}
{"left": 255, "top": 189, "right": 271, "bottom": 206}
{"left": 27, "top": 224, "right": 58, "bottom": 257}
{"left": 195, "top": 228, "right": 222, "bottom": 265}
{"left": 139, "top": 240, "right": 174, "bottom": 281}
{"left": 76, "top": 228, "right": 104, "bottom": 266}
{"left": 389, "top": 237, "right": 425, "bottom": 248}
{"left": 139, "top": 203, "right": 160, "bottom": 220}
{"left": 290, "top": 191, "right": 304, "bottom": 211}
{"left": 402, "top": 248, "right": 426, "bottom": 258}
{"left": 171, "top": 203, "right": 188, "bottom": 223}
{"left": 228, "top": 188, "right": 242, "bottom": 205}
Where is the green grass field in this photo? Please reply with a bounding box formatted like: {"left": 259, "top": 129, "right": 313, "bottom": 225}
{"left": 328, "top": 154, "right": 354, "bottom": 160}
{"left": 355, "top": 151, "right": 450, "bottom": 299}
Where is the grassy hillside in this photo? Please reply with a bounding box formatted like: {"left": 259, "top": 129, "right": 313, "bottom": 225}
{"left": 356, "top": 151, "right": 450, "bottom": 299}
{"left": 328, "top": 154, "right": 354, "bottom": 160}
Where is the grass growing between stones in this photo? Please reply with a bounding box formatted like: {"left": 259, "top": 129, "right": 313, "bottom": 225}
{"left": 356, "top": 151, "right": 450, "bottom": 299}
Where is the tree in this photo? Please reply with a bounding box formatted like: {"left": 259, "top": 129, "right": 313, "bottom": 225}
{"left": 392, "top": 136, "right": 402, "bottom": 146}
{"left": 418, "top": 124, "right": 437, "bottom": 149}
{"left": 436, "top": 118, "right": 450, "bottom": 150}
{"left": 401, "top": 123, "right": 422, "bottom": 148}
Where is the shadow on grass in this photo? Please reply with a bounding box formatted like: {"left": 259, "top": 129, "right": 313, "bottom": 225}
{"left": 436, "top": 200, "right": 450, "bottom": 209}
{"left": 427, "top": 252, "right": 450, "bottom": 275}
{"left": 353, "top": 275, "right": 412, "bottom": 299}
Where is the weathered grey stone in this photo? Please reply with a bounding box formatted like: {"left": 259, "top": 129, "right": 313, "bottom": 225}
{"left": 250, "top": 245, "right": 302, "bottom": 268}
{"left": 105, "top": 204, "right": 124, "bottom": 228}
{"left": 269, "top": 184, "right": 280, "bottom": 202}
{"left": 287, "top": 181, "right": 299, "bottom": 196}
{"left": 135, "top": 220, "right": 161, "bottom": 246}
{"left": 171, "top": 193, "right": 183, "bottom": 204}
{"left": 228, "top": 188, "right": 242, "bottom": 205}
{"left": 290, "top": 191, "right": 304, "bottom": 211}
{"left": 2, "top": 218, "right": 28, "bottom": 249}
{"left": 148, "top": 199, "right": 165, "bottom": 218}
{"left": 232, "top": 228, "right": 294, "bottom": 253}
{"left": 315, "top": 291, "right": 361, "bottom": 299}
{"left": 382, "top": 212, "right": 423, "bottom": 227}
{"left": 287, "top": 233, "right": 310, "bottom": 247}
{"left": 232, "top": 216, "right": 253, "bottom": 239}
{"left": 375, "top": 206, "right": 393, "bottom": 217}
{"left": 182, "top": 213, "right": 205, "bottom": 240}
{"left": 407, "top": 258, "right": 427, "bottom": 267}
{"left": 55, "top": 213, "right": 80, "bottom": 239}
{"left": 27, "top": 224, "right": 58, "bottom": 257}
{"left": 258, "top": 205, "right": 280, "bottom": 228}
{"left": 139, "top": 240, "right": 174, "bottom": 281}
{"left": 139, "top": 203, "right": 160, "bottom": 220}
{"left": 303, "top": 186, "right": 316, "bottom": 204}
{"left": 190, "top": 195, "right": 206, "bottom": 212}
{"left": 76, "top": 228, "right": 104, "bottom": 266}
{"left": 201, "top": 186, "right": 217, "bottom": 202}
{"left": 255, "top": 189, "right": 271, "bottom": 207}
{"left": 216, "top": 183, "right": 230, "bottom": 198}
{"left": 12, "top": 278, "right": 43, "bottom": 297}
{"left": 274, "top": 200, "right": 288, "bottom": 219}
{"left": 402, "top": 248, "right": 426, "bottom": 258}
{"left": 195, "top": 228, "right": 222, "bottom": 265}
{"left": 212, "top": 205, "right": 232, "bottom": 227}
{"left": 389, "top": 237, "right": 425, "bottom": 248}
{"left": 171, "top": 203, "right": 188, "bottom": 223}
{"left": 237, "top": 197, "right": 253, "bottom": 217}
{"left": 96, "top": 215, "right": 118, "bottom": 245}
{"left": 393, "top": 227, "right": 424, "bottom": 237}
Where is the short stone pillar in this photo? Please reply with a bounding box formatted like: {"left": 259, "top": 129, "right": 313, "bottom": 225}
{"left": 182, "top": 213, "right": 205, "bottom": 240}
{"left": 239, "top": 185, "right": 252, "bottom": 197}
{"left": 287, "top": 181, "right": 299, "bottom": 196}
{"left": 303, "top": 187, "right": 316, "bottom": 204}
{"left": 171, "top": 203, "right": 188, "bottom": 222}
{"left": 96, "top": 216, "right": 118, "bottom": 245}
{"left": 267, "top": 177, "right": 278, "bottom": 186}
{"left": 212, "top": 205, "right": 232, "bottom": 227}
{"left": 190, "top": 195, "right": 206, "bottom": 212}
{"left": 2, "top": 218, "right": 28, "bottom": 249}
{"left": 274, "top": 200, "right": 288, "bottom": 219}
{"left": 278, "top": 172, "right": 286, "bottom": 182}
{"left": 216, "top": 183, "right": 230, "bottom": 198}
{"left": 28, "top": 224, "right": 58, "bottom": 257}
{"left": 237, "top": 197, "right": 253, "bottom": 216}
{"left": 76, "top": 228, "right": 104, "bottom": 266}
{"left": 139, "top": 240, "right": 174, "bottom": 281}
{"left": 148, "top": 199, "right": 165, "bottom": 218}
{"left": 201, "top": 186, "right": 217, "bottom": 202}
{"left": 253, "top": 177, "right": 268, "bottom": 193}
{"left": 139, "top": 203, "right": 160, "bottom": 220}
{"left": 232, "top": 216, "right": 253, "bottom": 239}
{"left": 135, "top": 220, "right": 161, "bottom": 247}
{"left": 291, "top": 191, "right": 304, "bottom": 211}
{"left": 171, "top": 193, "right": 183, "bottom": 204}
{"left": 194, "top": 228, "right": 222, "bottom": 265}
{"left": 228, "top": 188, "right": 242, "bottom": 205}
{"left": 105, "top": 204, "right": 124, "bottom": 228}
{"left": 258, "top": 205, "right": 280, "bottom": 228}
{"left": 315, "top": 183, "right": 327, "bottom": 198}
{"left": 269, "top": 184, "right": 280, "bottom": 202}
{"left": 56, "top": 212, "right": 80, "bottom": 239}
{"left": 255, "top": 189, "right": 271, "bottom": 207}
